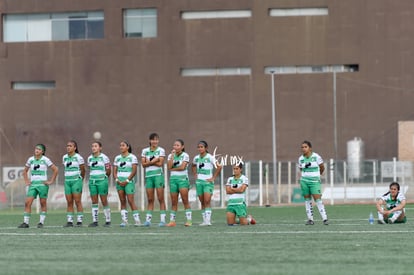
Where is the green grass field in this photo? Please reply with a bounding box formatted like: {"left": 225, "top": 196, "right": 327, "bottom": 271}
{"left": 1, "top": 204, "right": 413, "bottom": 275}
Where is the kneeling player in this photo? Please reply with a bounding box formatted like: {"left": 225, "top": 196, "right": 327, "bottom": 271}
{"left": 376, "top": 182, "right": 407, "bottom": 224}
{"left": 226, "top": 163, "right": 255, "bottom": 225}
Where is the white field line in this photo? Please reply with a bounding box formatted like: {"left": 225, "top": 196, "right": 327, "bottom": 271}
{"left": 1, "top": 230, "right": 414, "bottom": 236}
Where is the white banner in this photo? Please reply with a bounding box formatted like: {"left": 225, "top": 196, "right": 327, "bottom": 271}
{"left": 2, "top": 166, "right": 25, "bottom": 187}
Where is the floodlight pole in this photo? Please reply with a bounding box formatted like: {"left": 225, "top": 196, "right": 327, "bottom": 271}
{"left": 333, "top": 71, "right": 338, "bottom": 184}
{"left": 270, "top": 71, "right": 277, "bottom": 205}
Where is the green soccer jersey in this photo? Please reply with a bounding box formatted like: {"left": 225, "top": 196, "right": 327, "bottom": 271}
{"left": 141, "top": 146, "right": 165, "bottom": 177}
{"left": 114, "top": 153, "right": 138, "bottom": 181}
{"left": 193, "top": 153, "right": 216, "bottom": 180}
{"left": 25, "top": 155, "right": 54, "bottom": 185}
{"left": 168, "top": 152, "right": 190, "bottom": 178}
{"left": 63, "top": 153, "right": 85, "bottom": 181}
{"left": 87, "top": 153, "right": 110, "bottom": 180}
{"left": 298, "top": 152, "right": 323, "bottom": 183}
{"left": 226, "top": 175, "right": 249, "bottom": 205}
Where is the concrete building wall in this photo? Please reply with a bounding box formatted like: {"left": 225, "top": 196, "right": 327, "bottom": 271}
{"left": 0, "top": 0, "right": 413, "bottom": 166}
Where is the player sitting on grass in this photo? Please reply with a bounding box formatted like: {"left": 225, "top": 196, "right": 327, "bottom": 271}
{"left": 226, "top": 163, "right": 256, "bottom": 225}
{"left": 376, "top": 182, "right": 407, "bottom": 224}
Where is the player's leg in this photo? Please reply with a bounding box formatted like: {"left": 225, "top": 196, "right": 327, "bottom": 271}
{"left": 237, "top": 204, "right": 249, "bottom": 225}
{"left": 89, "top": 182, "right": 100, "bottom": 226}
{"left": 203, "top": 188, "right": 213, "bottom": 226}
{"left": 72, "top": 178, "right": 84, "bottom": 226}
{"left": 19, "top": 186, "right": 36, "bottom": 227}
{"left": 64, "top": 182, "right": 75, "bottom": 226}
{"left": 301, "top": 181, "right": 314, "bottom": 225}
{"left": 99, "top": 179, "right": 111, "bottom": 227}
{"left": 179, "top": 183, "right": 192, "bottom": 226}
{"left": 196, "top": 180, "right": 206, "bottom": 225}
{"left": 125, "top": 182, "right": 141, "bottom": 226}
{"left": 312, "top": 182, "right": 328, "bottom": 225}
{"left": 118, "top": 188, "right": 128, "bottom": 226}
{"left": 37, "top": 185, "right": 49, "bottom": 228}
{"left": 144, "top": 177, "right": 155, "bottom": 226}
{"left": 226, "top": 208, "right": 237, "bottom": 225}
{"left": 388, "top": 211, "right": 405, "bottom": 224}
{"left": 155, "top": 175, "right": 166, "bottom": 226}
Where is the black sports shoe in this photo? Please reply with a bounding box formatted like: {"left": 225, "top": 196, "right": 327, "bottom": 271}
{"left": 103, "top": 222, "right": 111, "bottom": 227}
{"left": 63, "top": 222, "right": 74, "bottom": 227}
{"left": 37, "top": 223, "right": 44, "bottom": 228}
{"left": 88, "top": 222, "right": 98, "bottom": 227}
{"left": 305, "top": 220, "right": 314, "bottom": 225}
{"left": 323, "top": 219, "right": 329, "bottom": 225}
{"left": 18, "top": 223, "right": 29, "bottom": 228}
{"left": 75, "top": 222, "right": 83, "bottom": 227}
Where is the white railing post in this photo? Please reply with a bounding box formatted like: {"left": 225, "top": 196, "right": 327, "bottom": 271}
{"left": 164, "top": 163, "right": 169, "bottom": 210}
{"left": 393, "top": 157, "right": 397, "bottom": 182}
{"left": 220, "top": 168, "right": 225, "bottom": 208}
{"left": 373, "top": 160, "right": 377, "bottom": 201}
{"left": 330, "top": 158, "right": 334, "bottom": 205}
{"left": 277, "top": 161, "right": 282, "bottom": 204}
{"left": 343, "top": 161, "right": 347, "bottom": 202}
{"left": 265, "top": 163, "right": 270, "bottom": 207}
{"left": 259, "top": 160, "right": 263, "bottom": 206}
{"left": 288, "top": 161, "right": 292, "bottom": 204}
{"left": 140, "top": 165, "right": 145, "bottom": 211}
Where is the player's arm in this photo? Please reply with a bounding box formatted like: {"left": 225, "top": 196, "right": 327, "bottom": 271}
{"left": 207, "top": 164, "right": 222, "bottom": 182}
{"left": 191, "top": 163, "right": 197, "bottom": 178}
{"left": 376, "top": 198, "right": 385, "bottom": 213}
{"left": 45, "top": 164, "right": 59, "bottom": 185}
{"left": 167, "top": 154, "right": 174, "bottom": 170}
{"left": 105, "top": 162, "right": 111, "bottom": 178}
{"left": 23, "top": 166, "right": 30, "bottom": 185}
{"left": 319, "top": 163, "right": 325, "bottom": 175}
{"left": 153, "top": 156, "right": 165, "bottom": 167}
{"left": 227, "top": 184, "right": 247, "bottom": 194}
{"left": 387, "top": 199, "right": 406, "bottom": 213}
{"left": 141, "top": 156, "right": 150, "bottom": 168}
{"left": 171, "top": 161, "right": 188, "bottom": 171}
{"left": 113, "top": 165, "right": 119, "bottom": 182}
{"left": 80, "top": 164, "right": 86, "bottom": 180}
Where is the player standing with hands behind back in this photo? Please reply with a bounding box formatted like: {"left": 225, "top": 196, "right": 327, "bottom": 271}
{"left": 141, "top": 133, "right": 167, "bottom": 227}
{"left": 18, "top": 144, "right": 59, "bottom": 228}
{"left": 192, "top": 140, "right": 222, "bottom": 226}
{"left": 298, "top": 140, "right": 328, "bottom": 225}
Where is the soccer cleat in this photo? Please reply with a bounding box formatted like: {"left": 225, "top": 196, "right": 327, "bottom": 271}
{"left": 104, "top": 222, "right": 111, "bottom": 227}
{"left": 305, "top": 220, "right": 314, "bottom": 225}
{"left": 88, "top": 222, "right": 98, "bottom": 227}
{"left": 323, "top": 219, "right": 329, "bottom": 225}
{"left": 247, "top": 215, "right": 256, "bottom": 225}
{"left": 18, "top": 223, "right": 29, "bottom": 228}
{"left": 63, "top": 222, "right": 74, "bottom": 227}
{"left": 166, "top": 221, "right": 176, "bottom": 227}
{"left": 184, "top": 221, "right": 192, "bottom": 227}
{"left": 143, "top": 221, "right": 151, "bottom": 227}
{"left": 377, "top": 219, "right": 385, "bottom": 224}
{"left": 75, "top": 222, "right": 83, "bottom": 227}
{"left": 37, "top": 223, "right": 44, "bottom": 228}
{"left": 388, "top": 218, "right": 396, "bottom": 224}
{"left": 120, "top": 222, "right": 127, "bottom": 227}
{"left": 199, "top": 222, "right": 212, "bottom": 226}
{"left": 158, "top": 221, "right": 166, "bottom": 227}
{"left": 134, "top": 221, "right": 141, "bottom": 227}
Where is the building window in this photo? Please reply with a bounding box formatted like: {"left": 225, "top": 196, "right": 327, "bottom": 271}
{"left": 269, "top": 8, "right": 328, "bottom": 17}
{"left": 181, "top": 67, "right": 251, "bottom": 77}
{"left": 3, "top": 11, "right": 104, "bottom": 42}
{"left": 12, "top": 81, "right": 56, "bottom": 90}
{"left": 264, "top": 64, "right": 359, "bottom": 75}
{"left": 123, "top": 8, "right": 157, "bottom": 38}
{"left": 181, "top": 10, "right": 252, "bottom": 20}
